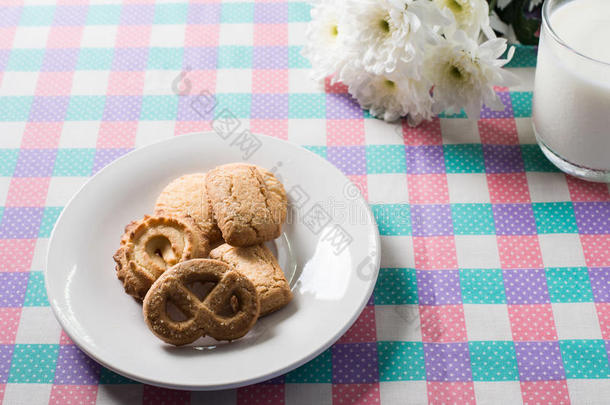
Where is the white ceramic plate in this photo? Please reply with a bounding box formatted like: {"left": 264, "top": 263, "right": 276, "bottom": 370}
{"left": 46, "top": 132, "right": 380, "bottom": 390}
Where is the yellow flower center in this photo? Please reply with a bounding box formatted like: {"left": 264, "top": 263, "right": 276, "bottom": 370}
{"left": 384, "top": 79, "right": 396, "bottom": 90}
{"left": 447, "top": 0, "right": 463, "bottom": 13}
{"left": 330, "top": 24, "right": 338, "bottom": 37}
{"left": 378, "top": 17, "right": 390, "bottom": 34}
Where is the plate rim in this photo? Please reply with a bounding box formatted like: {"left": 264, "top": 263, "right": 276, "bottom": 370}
{"left": 45, "top": 132, "right": 381, "bottom": 390}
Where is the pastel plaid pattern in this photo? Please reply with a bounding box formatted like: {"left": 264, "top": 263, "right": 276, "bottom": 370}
{"left": 1, "top": 1, "right": 609, "bottom": 404}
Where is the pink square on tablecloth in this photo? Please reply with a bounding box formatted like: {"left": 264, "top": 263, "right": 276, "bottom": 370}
{"left": 494, "top": 86, "right": 509, "bottom": 92}
{"left": 596, "top": 303, "right": 610, "bottom": 340}
{"left": 251, "top": 119, "right": 288, "bottom": 140}
{"left": 181, "top": 70, "right": 216, "bottom": 94}
{"left": 237, "top": 384, "right": 285, "bottom": 405}
{"left": 332, "top": 383, "right": 380, "bottom": 405}
{"left": 6, "top": 178, "right": 50, "bottom": 207}
{"left": 21, "top": 122, "right": 63, "bottom": 149}
{"left": 413, "top": 236, "right": 458, "bottom": 270}
{"left": 508, "top": 304, "right": 558, "bottom": 341}
{"left": 47, "top": 27, "right": 83, "bottom": 48}
{"left": 35, "top": 72, "right": 74, "bottom": 97}
{"left": 327, "top": 120, "right": 365, "bottom": 146}
{"left": 347, "top": 174, "right": 368, "bottom": 201}
{"left": 420, "top": 304, "right": 467, "bottom": 343}
{"left": 0, "top": 28, "right": 16, "bottom": 49}
{"left": 174, "top": 121, "right": 212, "bottom": 135}
{"left": 254, "top": 24, "right": 288, "bottom": 46}
{"left": 107, "top": 71, "right": 145, "bottom": 96}
{"left": 520, "top": 381, "right": 570, "bottom": 405}
{"left": 0, "top": 307, "right": 21, "bottom": 344}
{"left": 60, "top": 330, "right": 74, "bottom": 345}
{"left": 566, "top": 176, "right": 610, "bottom": 202}
{"left": 497, "top": 235, "right": 543, "bottom": 269}
{"left": 403, "top": 118, "right": 442, "bottom": 146}
{"left": 0, "top": 239, "right": 35, "bottom": 272}
{"left": 142, "top": 385, "right": 190, "bottom": 404}
{"left": 338, "top": 306, "right": 376, "bottom": 343}
{"left": 487, "top": 173, "right": 531, "bottom": 203}
{"left": 49, "top": 385, "right": 98, "bottom": 405}
{"left": 478, "top": 119, "right": 519, "bottom": 145}
{"left": 408, "top": 174, "right": 449, "bottom": 204}
{"left": 185, "top": 25, "right": 219, "bottom": 47}
{"left": 115, "top": 26, "right": 151, "bottom": 48}
{"left": 252, "top": 70, "right": 288, "bottom": 94}
{"left": 97, "top": 122, "right": 137, "bottom": 148}
{"left": 427, "top": 382, "right": 475, "bottom": 405}
{"left": 325, "top": 78, "right": 348, "bottom": 94}
{"left": 580, "top": 234, "right": 610, "bottom": 267}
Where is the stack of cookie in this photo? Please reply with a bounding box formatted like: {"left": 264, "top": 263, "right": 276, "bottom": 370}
{"left": 113, "top": 163, "right": 292, "bottom": 346}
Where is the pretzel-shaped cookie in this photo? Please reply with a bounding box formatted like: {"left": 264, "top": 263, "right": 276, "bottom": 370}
{"left": 143, "top": 259, "right": 260, "bottom": 345}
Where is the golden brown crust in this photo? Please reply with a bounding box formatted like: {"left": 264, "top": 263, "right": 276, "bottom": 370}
{"left": 206, "top": 164, "right": 287, "bottom": 247}
{"left": 114, "top": 215, "right": 210, "bottom": 301}
{"left": 154, "top": 173, "right": 222, "bottom": 243}
{"left": 210, "top": 243, "right": 292, "bottom": 316}
{"left": 142, "top": 259, "right": 260, "bottom": 345}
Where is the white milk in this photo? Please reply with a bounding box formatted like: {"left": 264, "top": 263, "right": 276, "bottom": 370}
{"left": 532, "top": 0, "right": 610, "bottom": 172}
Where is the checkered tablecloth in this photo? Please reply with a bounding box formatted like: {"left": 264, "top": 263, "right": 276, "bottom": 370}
{"left": 1, "top": 1, "right": 609, "bottom": 404}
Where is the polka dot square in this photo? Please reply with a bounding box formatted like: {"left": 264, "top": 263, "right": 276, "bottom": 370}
{"left": 251, "top": 119, "right": 288, "bottom": 140}
{"left": 407, "top": 174, "right": 449, "bottom": 204}
{"left": 326, "top": 146, "right": 367, "bottom": 175}
{"left": 374, "top": 268, "right": 418, "bottom": 305}
{"left": 0, "top": 239, "right": 35, "bottom": 272}
{"left": 423, "top": 343, "right": 472, "bottom": 382}
{"left": 5, "top": 177, "right": 50, "bottom": 207}
{"left": 532, "top": 202, "right": 578, "bottom": 234}
{"left": 332, "top": 383, "right": 380, "bottom": 405}
{"left": 420, "top": 305, "right": 467, "bottom": 343}
{"left": 22, "top": 122, "right": 60, "bottom": 151}
{"left": 451, "top": 204, "right": 495, "bottom": 235}
{"left": 285, "top": 349, "right": 331, "bottom": 383}
{"left": 49, "top": 385, "right": 97, "bottom": 405}
{"left": 417, "top": 270, "right": 462, "bottom": 305}
{"left": 347, "top": 174, "right": 368, "bottom": 201}
{"left": 487, "top": 173, "right": 531, "bottom": 203}
{"left": 581, "top": 234, "right": 610, "bottom": 267}
{"left": 252, "top": 69, "right": 288, "bottom": 93}
{"left": 405, "top": 145, "right": 446, "bottom": 174}
{"left": 338, "top": 306, "right": 376, "bottom": 343}
{"left": 413, "top": 236, "right": 458, "bottom": 270}
{"left": 469, "top": 341, "right": 519, "bottom": 381}
{"left": 595, "top": 303, "right": 610, "bottom": 339}
{"left": 107, "top": 71, "right": 145, "bottom": 96}
{"left": 8, "top": 344, "right": 59, "bottom": 383}
{"left": 478, "top": 118, "right": 519, "bottom": 144}
{"left": 497, "top": 235, "right": 543, "bottom": 269}
{"left": 508, "top": 304, "right": 557, "bottom": 341}
{"left": 377, "top": 342, "right": 426, "bottom": 381}
{"left": 566, "top": 175, "right": 610, "bottom": 202}
{"left": 503, "top": 268, "right": 550, "bottom": 305}
{"left": 0, "top": 272, "right": 29, "bottom": 307}
{"left": 443, "top": 144, "right": 485, "bottom": 173}
{"left": 236, "top": 383, "right": 284, "bottom": 405}
{"left": 574, "top": 202, "right": 610, "bottom": 234}
{"left": 427, "top": 382, "right": 475, "bottom": 405}
{"left": 370, "top": 204, "right": 410, "bottom": 236}
{"left": 327, "top": 119, "right": 365, "bottom": 146}
{"left": 97, "top": 122, "right": 137, "bottom": 149}
{"left": 366, "top": 145, "right": 406, "bottom": 174}
{"left": 460, "top": 268, "right": 506, "bottom": 304}
{"left": 54, "top": 344, "right": 100, "bottom": 385}
{"left": 520, "top": 380, "right": 570, "bottom": 405}
{"left": 142, "top": 385, "right": 190, "bottom": 405}
{"left": 411, "top": 204, "right": 453, "bottom": 237}
{"left": 560, "top": 339, "right": 610, "bottom": 379}
{"left": 546, "top": 267, "right": 593, "bottom": 303}
{"left": 0, "top": 345, "right": 13, "bottom": 384}
{"left": 0, "top": 307, "right": 20, "bottom": 344}
{"left": 493, "top": 203, "right": 537, "bottom": 235}
{"left": 514, "top": 341, "right": 565, "bottom": 381}
{"left": 332, "top": 343, "right": 379, "bottom": 384}
{"left": 23, "top": 271, "right": 49, "bottom": 307}
{"left": 402, "top": 118, "right": 442, "bottom": 146}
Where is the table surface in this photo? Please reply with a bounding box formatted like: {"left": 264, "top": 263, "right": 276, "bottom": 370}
{"left": 1, "top": 1, "right": 610, "bottom": 404}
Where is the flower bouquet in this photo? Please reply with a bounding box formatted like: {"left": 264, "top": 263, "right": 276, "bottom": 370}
{"left": 302, "top": 0, "right": 521, "bottom": 124}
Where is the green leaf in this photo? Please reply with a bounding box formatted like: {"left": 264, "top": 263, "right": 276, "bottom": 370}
{"left": 493, "top": 0, "right": 540, "bottom": 45}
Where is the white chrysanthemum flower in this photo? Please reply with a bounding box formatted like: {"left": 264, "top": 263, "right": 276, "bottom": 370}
{"left": 426, "top": 30, "right": 519, "bottom": 119}
{"left": 301, "top": 1, "right": 345, "bottom": 81}
{"left": 433, "top": 0, "right": 493, "bottom": 38}
{"left": 344, "top": 67, "right": 434, "bottom": 122}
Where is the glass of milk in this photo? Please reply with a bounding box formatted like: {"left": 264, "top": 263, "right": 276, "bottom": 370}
{"left": 532, "top": 0, "right": 610, "bottom": 182}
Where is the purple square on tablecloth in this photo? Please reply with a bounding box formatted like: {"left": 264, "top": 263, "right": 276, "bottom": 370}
{"left": 480, "top": 92, "right": 513, "bottom": 119}
{"left": 253, "top": 46, "right": 288, "bottom": 69}
{"left": 102, "top": 96, "right": 142, "bottom": 121}
{"left": 493, "top": 203, "right": 537, "bottom": 235}
{"left": 251, "top": 94, "right": 289, "bottom": 119}
{"left": 41, "top": 48, "right": 79, "bottom": 72}
{"left": 183, "top": 47, "right": 217, "bottom": 70}
{"left": 0, "top": 272, "right": 29, "bottom": 307}
{"left": 406, "top": 145, "right": 445, "bottom": 174}
{"left": 332, "top": 342, "right": 379, "bottom": 384}
{"left": 254, "top": 3, "right": 288, "bottom": 23}
{"left": 258, "top": 375, "right": 284, "bottom": 385}
{"left": 0, "top": 7, "right": 21, "bottom": 27}
{"left": 411, "top": 204, "right": 453, "bottom": 237}
{"left": 515, "top": 341, "right": 565, "bottom": 381}
{"left": 417, "top": 270, "right": 462, "bottom": 305}
{"left": 92, "top": 148, "right": 133, "bottom": 174}
{"left": 0, "top": 345, "right": 14, "bottom": 383}
{"left": 187, "top": 4, "right": 221, "bottom": 24}
{"left": 589, "top": 268, "right": 610, "bottom": 302}
{"left": 367, "top": 292, "right": 375, "bottom": 306}
{"left": 326, "top": 146, "right": 367, "bottom": 175}
{"left": 574, "top": 202, "right": 610, "bottom": 234}
{"left": 503, "top": 268, "right": 550, "bottom": 304}
{"left": 13, "top": 149, "right": 57, "bottom": 177}
{"left": 0, "top": 50, "right": 9, "bottom": 71}
{"left": 0, "top": 207, "right": 44, "bottom": 239}
{"left": 53, "top": 5, "right": 88, "bottom": 26}
{"left": 177, "top": 95, "right": 215, "bottom": 121}
{"left": 424, "top": 342, "right": 472, "bottom": 382}
{"left": 325, "top": 93, "right": 363, "bottom": 119}
{"left": 112, "top": 48, "right": 149, "bottom": 71}
{"left": 54, "top": 345, "right": 101, "bottom": 385}
{"left": 120, "top": 4, "right": 155, "bottom": 25}
{"left": 482, "top": 144, "right": 524, "bottom": 173}
{"left": 28, "top": 96, "right": 69, "bottom": 122}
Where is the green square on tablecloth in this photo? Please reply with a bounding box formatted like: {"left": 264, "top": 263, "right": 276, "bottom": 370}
{"left": 285, "top": 349, "right": 331, "bottom": 383}
{"left": 289, "top": 94, "right": 326, "bottom": 119}
{"left": 86, "top": 5, "right": 122, "bottom": 25}
{"left": 460, "top": 269, "right": 506, "bottom": 304}
{"left": 39, "top": 207, "right": 62, "bottom": 238}
{"left": 532, "top": 202, "right": 578, "bottom": 234}
{"left": 505, "top": 44, "right": 537, "bottom": 68}
{"left": 220, "top": 3, "right": 254, "bottom": 23}
{"left": 215, "top": 93, "right": 251, "bottom": 118}
{"left": 546, "top": 267, "right": 593, "bottom": 303}
{"left": 444, "top": 144, "right": 486, "bottom": 173}
{"left": 371, "top": 204, "right": 411, "bottom": 236}
{"left": 77, "top": 48, "right": 115, "bottom": 70}
{"left": 6, "top": 49, "right": 45, "bottom": 72}
{"left": 66, "top": 96, "right": 106, "bottom": 121}
{"left": 289, "top": 46, "right": 310, "bottom": 69}
{"left": 303, "top": 145, "right": 326, "bottom": 159}
{"left": 148, "top": 47, "right": 184, "bottom": 70}
{"left": 154, "top": 3, "right": 188, "bottom": 24}
{"left": 24, "top": 271, "right": 50, "bottom": 307}
{"left": 217, "top": 46, "right": 252, "bottom": 69}
{"left": 438, "top": 109, "right": 467, "bottom": 118}
{"left": 0, "top": 149, "right": 19, "bottom": 176}
{"left": 469, "top": 341, "right": 519, "bottom": 381}
{"left": 378, "top": 341, "right": 426, "bottom": 381}
{"left": 0, "top": 97, "right": 33, "bottom": 121}
{"left": 8, "top": 344, "right": 59, "bottom": 383}
{"left": 366, "top": 145, "right": 406, "bottom": 174}
{"left": 99, "top": 367, "right": 139, "bottom": 384}
{"left": 140, "top": 95, "right": 179, "bottom": 120}
{"left": 452, "top": 203, "right": 496, "bottom": 235}
{"left": 521, "top": 144, "right": 560, "bottom": 172}
{"left": 53, "top": 148, "right": 96, "bottom": 176}
{"left": 511, "top": 92, "right": 532, "bottom": 118}
{"left": 374, "top": 268, "right": 418, "bottom": 305}
{"left": 19, "top": 6, "right": 55, "bottom": 26}
{"left": 560, "top": 340, "right": 610, "bottom": 379}
{"left": 288, "top": 3, "right": 312, "bottom": 22}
